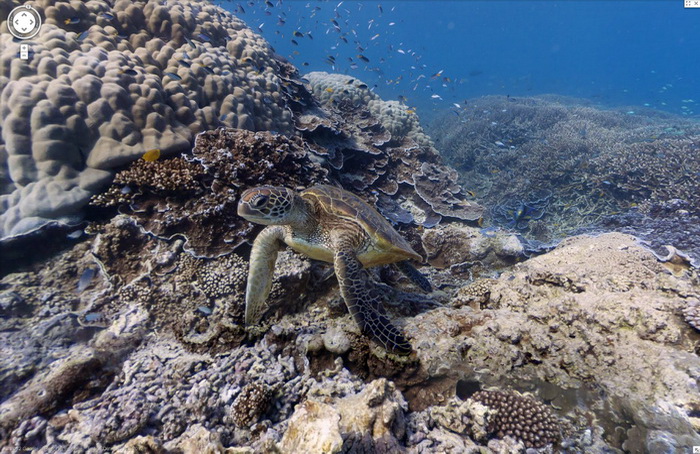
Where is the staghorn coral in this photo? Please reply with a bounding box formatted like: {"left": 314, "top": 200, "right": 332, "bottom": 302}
{"left": 471, "top": 389, "right": 560, "bottom": 448}
{"left": 0, "top": 0, "right": 295, "bottom": 241}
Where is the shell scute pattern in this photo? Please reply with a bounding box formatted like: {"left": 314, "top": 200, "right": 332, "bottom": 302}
{"left": 301, "top": 185, "right": 420, "bottom": 261}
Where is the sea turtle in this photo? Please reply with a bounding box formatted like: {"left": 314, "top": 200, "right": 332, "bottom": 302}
{"left": 237, "top": 184, "right": 432, "bottom": 355}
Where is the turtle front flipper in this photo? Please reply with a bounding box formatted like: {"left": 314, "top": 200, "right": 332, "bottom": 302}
{"left": 333, "top": 234, "right": 413, "bottom": 355}
{"left": 245, "top": 226, "right": 285, "bottom": 326}
{"left": 395, "top": 261, "right": 432, "bottom": 293}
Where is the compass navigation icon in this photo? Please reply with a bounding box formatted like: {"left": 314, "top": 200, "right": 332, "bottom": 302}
{"left": 8, "top": 5, "right": 42, "bottom": 40}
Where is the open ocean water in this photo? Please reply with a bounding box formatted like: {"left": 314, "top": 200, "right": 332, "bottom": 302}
{"left": 229, "top": 0, "right": 700, "bottom": 120}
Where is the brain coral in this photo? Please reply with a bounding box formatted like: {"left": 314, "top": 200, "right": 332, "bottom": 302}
{"left": 0, "top": 0, "right": 293, "bottom": 241}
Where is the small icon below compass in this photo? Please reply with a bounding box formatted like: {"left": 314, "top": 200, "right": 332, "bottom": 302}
{"left": 7, "top": 5, "right": 42, "bottom": 40}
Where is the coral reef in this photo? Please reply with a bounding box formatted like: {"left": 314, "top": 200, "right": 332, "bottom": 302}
{"left": 2, "top": 225, "right": 699, "bottom": 453}
{"left": 427, "top": 96, "right": 700, "bottom": 262}
{"left": 0, "top": 0, "right": 294, "bottom": 240}
{"left": 2, "top": 2, "right": 699, "bottom": 454}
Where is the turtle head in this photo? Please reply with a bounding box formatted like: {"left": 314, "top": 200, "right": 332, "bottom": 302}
{"left": 238, "top": 186, "right": 303, "bottom": 225}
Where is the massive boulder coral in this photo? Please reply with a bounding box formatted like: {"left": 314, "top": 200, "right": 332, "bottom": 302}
{"left": 409, "top": 233, "right": 700, "bottom": 452}
{"left": 0, "top": 0, "right": 294, "bottom": 240}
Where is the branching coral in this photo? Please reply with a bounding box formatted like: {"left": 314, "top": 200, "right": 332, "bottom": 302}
{"left": 428, "top": 96, "right": 700, "bottom": 246}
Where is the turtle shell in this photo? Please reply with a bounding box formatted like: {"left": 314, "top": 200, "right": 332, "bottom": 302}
{"left": 301, "top": 185, "right": 422, "bottom": 262}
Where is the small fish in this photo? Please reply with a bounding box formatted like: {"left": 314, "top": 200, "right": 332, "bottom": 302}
{"left": 101, "top": 12, "right": 114, "bottom": 20}
{"left": 453, "top": 103, "right": 461, "bottom": 108}
{"left": 431, "top": 94, "right": 442, "bottom": 100}
{"left": 197, "top": 32, "right": 212, "bottom": 42}
{"left": 389, "top": 22, "right": 395, "bottom": 26}
{"left": 302, "top": 62, "right": 309, "bottom": 66}
{"left": 265, "top": 0, "right": 274, "bottom": 7}
{"left": 370, "top": 33, "right": 380, "bottom": 41}
{"left": 479, "top": 226, "right": 499, "bottom": 238}
{"left": 293, "top": 30, "right": 304, "bottom": 38}
{"left": 202, "top": 65, "right": 214, "bottom": 74}
{"left": 307, "top": 32, "right": 313, "bottom": 40}
{"left": 83, "top": 312, "right": 105, "bottom": 323}
{"left": 357, "top": 54, "right": 369, "bottom": 62}
{"left": 142, "top": 148, "right": 161, "bottom": 161}
{"left": 164, "top": 72, "right": 181, "bottom": 81}
{"left": 406, "top": 109, "right": 415, "bottom": 114}
{"left": 184, "top": 36, "right": 196, "bottom": 48}
{"left": 64, "top": 17, "right": 80, "bottom": 25}
{"left": 291, "top": 39, "right": 298, "bottom": 45}
{"left": 398, "top": 95, "right": 407, "bottom": 104}
{"left": 178, "top": 59, "right": 191, "bottom": 68}
{"left": 67, "top": 230, "right": 84, "bottom": 240}
{"left": 378, "top": 4, "right": 383, "bottom": 13}
{"left": 77, "top": 30, "right": 90, "bottom": 41}
{"left": 356, "top": 83, "right": 368, "bottom": 89}
{"left": 121, "top": 68, "right": 138, "bottom": 76}
{"left": 197, "top": 306, "right": 213, "bottom": 315}
{"left": 325, "top": 88, "right": 334, "bottom": 93}
{"left": 77, "top": 268, "right": 97, "bottom": 293}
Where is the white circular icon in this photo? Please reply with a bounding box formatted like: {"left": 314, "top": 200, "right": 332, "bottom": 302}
{"left": 8, "top": 5, "right": 42, "bottom": 40}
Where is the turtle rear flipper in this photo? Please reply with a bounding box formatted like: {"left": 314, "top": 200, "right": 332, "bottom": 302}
{"left": 333, "top": 234, "right": 412, "bottom": 355}
{"left": 245, "top": 226, "right": 285, "bottom": 326}
{"left": 395, "top": 260, "right": 432, "bottom": 293}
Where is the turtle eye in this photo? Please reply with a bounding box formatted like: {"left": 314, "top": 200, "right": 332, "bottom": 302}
{"left": 251, "top": 194, "right": 268, "bottom": 208}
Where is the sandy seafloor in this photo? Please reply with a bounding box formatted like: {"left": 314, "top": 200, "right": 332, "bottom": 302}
{"left": 1, "top": 1, "right": 700, "bottom": 453}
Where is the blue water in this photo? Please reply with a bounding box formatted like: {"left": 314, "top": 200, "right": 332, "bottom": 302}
{"left": 223, "top": 0, "right": 699, "bottom": 120}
